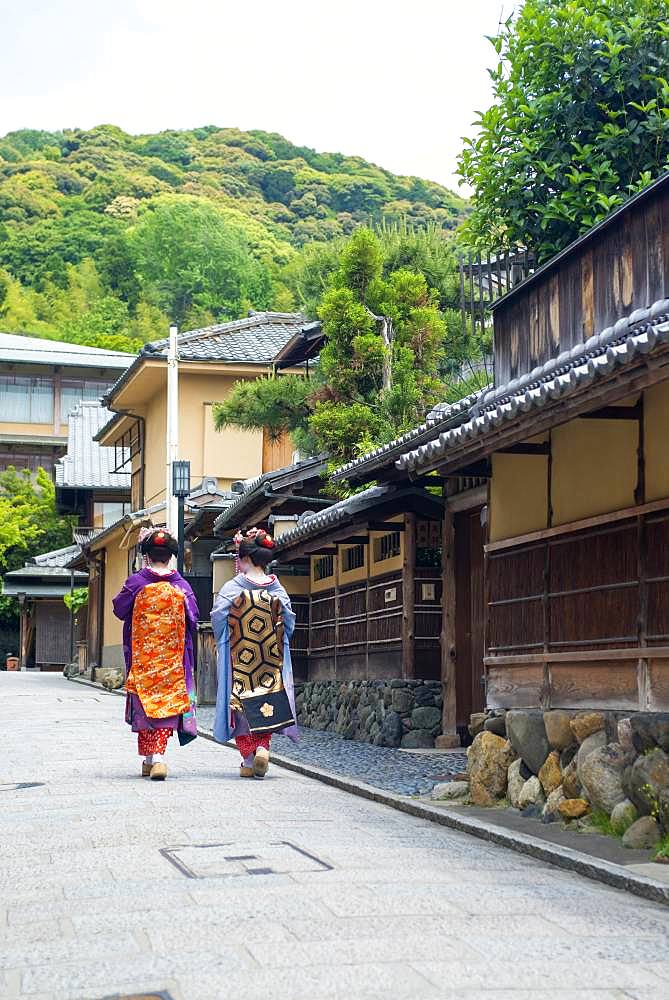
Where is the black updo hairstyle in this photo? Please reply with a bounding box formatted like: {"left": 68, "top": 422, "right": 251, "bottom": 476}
{"left": 139, "top": 528, "right": 178, "bottom": 565}
{"left": 238, "top": 529, "right": 275, "bottom": 569}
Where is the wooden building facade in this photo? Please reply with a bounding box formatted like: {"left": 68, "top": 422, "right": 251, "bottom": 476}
{"left": 391, "top": 172, "right": 669, "bottom": 727}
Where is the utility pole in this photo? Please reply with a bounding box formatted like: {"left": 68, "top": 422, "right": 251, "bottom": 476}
{"left": 165, "top": 324, "right": 179, "bottom": 533}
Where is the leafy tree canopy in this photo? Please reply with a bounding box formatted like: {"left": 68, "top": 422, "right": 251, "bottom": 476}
{"left": 0, "top": 124, "right": 468, "bottom": 349}
{"left": 215, "top": 227, "right": 488, "bottom": 467}
{"left": 0, "top": 468, "right": 76, "bottom": 637}
{"left": 458, "top": 0, "right": 669, "bottom": 261}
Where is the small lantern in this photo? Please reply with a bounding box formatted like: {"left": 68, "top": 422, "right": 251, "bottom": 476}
{"left": 172, "top": 460, "right": 191, "bottom": 498}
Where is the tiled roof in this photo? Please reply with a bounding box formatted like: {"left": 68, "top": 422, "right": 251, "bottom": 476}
{"left": 0, "top": 332, "right": 134, "bottom": 369}
{"left": 398, "top": 297, "right": 669, "bottom": 474}
{"left": 331, "top": 390, "right": 488, "bottom": 485}
{"left": 55, "top": 402, "right": 130, "bottom": 490}
{"left": 145, "top": 312, "right": 316, "bottom": 363}
{"left": 31, "top": 544, "right": 82, "bottom": 569}
{"left": 106, "top": 312, "right": 319, "bottom": 403}
{"left": 274, "top": 486, "right": 391, "bottom": 551}
{"left": 213, "top": 455, "right": 328, "bottom": 532}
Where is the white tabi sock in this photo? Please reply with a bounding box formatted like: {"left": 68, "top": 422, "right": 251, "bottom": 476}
{"left": 152, "top": 753, "right": 164, "bottom": 763}
{"left": 144, "top": 755, "right": 153, "bottom": 765}
{"left": 242, "top": 754, "right": 254, "bottom": 767}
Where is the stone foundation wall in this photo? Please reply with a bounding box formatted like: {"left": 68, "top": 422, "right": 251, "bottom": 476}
{"left": 295, "top": 679, "right": 443, "bottom": 748}
{"left": 451, "top": 709, "right": 669, "bottom": 850}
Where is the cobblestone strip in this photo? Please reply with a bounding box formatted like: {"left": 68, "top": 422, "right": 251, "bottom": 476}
{"left": 196, "top": 706, "right": 468, "bottom": 795}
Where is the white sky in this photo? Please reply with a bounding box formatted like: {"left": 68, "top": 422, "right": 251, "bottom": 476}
{"left": 0, "top": 0, "right": 511, "bottom": 193}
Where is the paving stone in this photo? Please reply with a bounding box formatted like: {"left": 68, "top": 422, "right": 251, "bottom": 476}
{"left": 2, "top": 672, "right": 668, "bottom": 1000}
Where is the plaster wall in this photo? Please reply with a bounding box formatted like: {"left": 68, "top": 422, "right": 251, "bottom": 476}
{"left": 489, "top": 453, "right": 548, "bottom": 542}
{"left": 644, "top": 379, "right": 669, "bottom": 501}
{"left": 551, "top": 417, "right": 637, "bottom": 524}
{"left": 102, "top": 541, "right": 127, "bottom": 661}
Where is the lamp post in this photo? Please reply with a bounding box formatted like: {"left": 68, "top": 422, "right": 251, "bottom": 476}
{"left": 172, "top": 460, "right": 190, "bottom": 575}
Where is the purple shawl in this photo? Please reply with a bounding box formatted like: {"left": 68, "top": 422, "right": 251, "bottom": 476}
{"left": 112, "top": 568, "right": 199, "bottom": 745}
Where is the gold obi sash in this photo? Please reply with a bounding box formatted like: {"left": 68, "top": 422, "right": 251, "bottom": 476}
{"left": 126, "top": 581, "right": 189, "bottom": 718}
{"left": 229, "top": 589, "right": 293, "bottom": 732}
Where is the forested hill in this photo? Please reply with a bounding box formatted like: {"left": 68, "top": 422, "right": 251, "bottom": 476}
{"left": 0, "top": 125, "right": 468, "bottom": 351}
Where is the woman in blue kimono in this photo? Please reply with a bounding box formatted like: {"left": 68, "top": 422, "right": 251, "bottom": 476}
{"left": 211, "top": 527, "right": 299, "bottom": 778}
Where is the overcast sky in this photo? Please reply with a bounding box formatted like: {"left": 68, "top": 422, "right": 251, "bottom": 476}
{"left": 1, "top": 0, "right": 511, "bottom": 193}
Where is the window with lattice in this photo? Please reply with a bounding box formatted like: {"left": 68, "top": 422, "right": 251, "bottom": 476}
{"left": 343, "top": 544, "right": 365, "bottom": 572}
{"left": 373, "top": 531, "right": 401, "bottom": 563}
{"left": 314, "top": 554, "right": 334, "bottom": 581}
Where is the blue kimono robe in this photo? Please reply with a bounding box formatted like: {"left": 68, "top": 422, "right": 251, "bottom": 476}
{"left": 211, "top": 573, "right": 299, "bottom": 744}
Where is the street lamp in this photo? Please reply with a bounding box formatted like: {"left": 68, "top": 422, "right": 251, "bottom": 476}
{"left": 172, "top": 460, "right": 190, "bottom": 575}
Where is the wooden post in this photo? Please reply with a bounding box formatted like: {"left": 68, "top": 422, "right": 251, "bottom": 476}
{"left": 436, "top": 507, "right": 460, "bottom": 748}
{"left": 402, "top": 513, "right": 416, "bottom": 680}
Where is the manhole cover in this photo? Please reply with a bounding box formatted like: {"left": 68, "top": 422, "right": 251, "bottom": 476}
{"left": 0, "top": 782, "right": 45, "bottom": 792}
{"left": 161, "top": 841, "right": 332, "bottom": 879}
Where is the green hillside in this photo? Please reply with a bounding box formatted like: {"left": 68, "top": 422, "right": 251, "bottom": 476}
{"left": 0, "top": 125, "right": 468, "bottom": 350}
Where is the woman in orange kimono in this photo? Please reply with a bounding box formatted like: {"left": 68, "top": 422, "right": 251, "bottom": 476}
{"left": 113, "top": 528, "right": 199, "bottom": 780}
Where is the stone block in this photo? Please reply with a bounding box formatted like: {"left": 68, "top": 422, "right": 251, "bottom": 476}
{"left": 570, "top": 712, "right": 606, "bottom": 743}
{"left": 400, "top": 729, "right": 435, "bottom": 749}
{"left": 430, "top": 781, "right": 469, "bottom": 801}
{"left": 622, "top": 815, "right": 661, "bottom": 849}
{"left": 410, "top": 706, "right": 441, "bottom": 730}
{"left": 518, "top": 775, "right": 545, "bottom": 810}
{"left": 558, "top": 798, "right": 590, "bottom": 820}
{"left": 610, "top": 798, "right": 638, "bottom": 833}
{"left": 380, "top": 711, "right": 403, "bottom": 748}
{"left": 576, "top": 729, "right": 607, "bottom": 781}
{"left": 543, "top": 785, "right": 566, "bottom": 820}
{"left": 413, "top": 685, "right": 436, "bottom": 707}
{"left": 391, "top": 688, "right": 414, "bottom": 714}
{"left": 543, "top": 710, "right": 574, "bottom": 750}
{"left": 468, "top": 712, "right": 487, "bottom": 737}
{"left": 561, "top": 759, "right": 581, "bottom": 800}
{"left": 468, "top": 732, "right": 515, "bottom": 806}
{"left": 624, "top": 747, "right": 669, "bottom": 820}
{"left": 507, "top": 758, "right": 525, "bottom": 809}
{"left": 506, "top": 710, "right": 549, "bottom": 775}
{"left": 538, "top": 751, "right": 562, "bottom": 795}
{"left": 578, "top": 742, "right": 631, "bottom": 814}
{"left": 483, "top": 715, "right": 507, "bottom": 738}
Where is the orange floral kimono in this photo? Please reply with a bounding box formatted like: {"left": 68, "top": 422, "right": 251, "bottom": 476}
{"left": 125, "top": 581, "right": 190, "bottom": 718}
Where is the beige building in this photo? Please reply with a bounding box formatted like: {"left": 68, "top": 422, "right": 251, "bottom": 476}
{"left": 0, "top": 332, "right": 134, "bottom": 474}
{"left": 80, "top": 312, "right": 318, "bottom": 673}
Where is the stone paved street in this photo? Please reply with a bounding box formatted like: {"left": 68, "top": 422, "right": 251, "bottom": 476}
{"left": 197, "top": 705, "right": 469, "bottom": 795}
{"left": 2, "top": 672, "right": 669, "bottom": 1000}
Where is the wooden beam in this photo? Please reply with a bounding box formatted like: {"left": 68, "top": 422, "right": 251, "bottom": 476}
{"left": 402, "top": 513, "right": 416, "bottom": 680}
{"left": 435, "top": 508, "right": 460, "bottom": 748}
{"left": 485, "top": 496, "right": 669, "bottom": 553}
{"left": 580, "top": 403, "right": 642, "bottom": 420}
{"left": 497, "top": 442, "right": 550, "bottom": 455}
{"left": 368, "top": 521, "right": 406, "bottom": 532}
{"left": 440, "top": 460, "right": 491, "bottom": 479}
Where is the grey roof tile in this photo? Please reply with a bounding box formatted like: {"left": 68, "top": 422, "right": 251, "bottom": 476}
{"left": 213, "top": 455, "right": 328, "bottom": 532}
{"left": 331, "top": 389, "right": 488, "bottom": 484}
{"left": 274, "top": 486, "right": 391, "bottom": 551}
{"left": 55, "top": 402, "right": 131, "bottom": 490}
{"left": 105, "top": 312, "right": 319, "bottom": 404}
{"left": 144, "top": 312, "right": 315, "bottom": 363}
{"left": 397, "top": 298, "right": 669, "bottom": 474}
{"left": 0, "top": 332, "right": 134, "bottom": 369}
{"left": 30, "top": 544, "right": 83, "bottom": 569}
